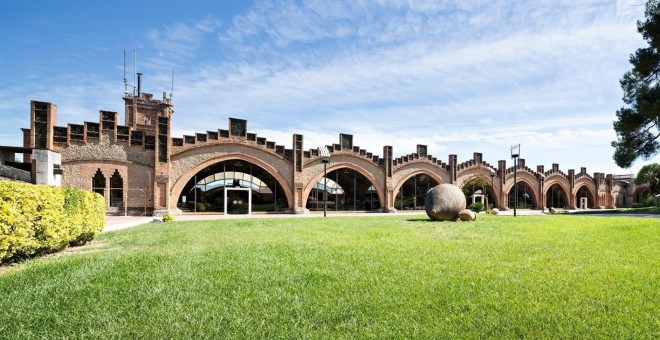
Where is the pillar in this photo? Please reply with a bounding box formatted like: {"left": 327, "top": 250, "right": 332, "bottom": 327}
{"left": 568, "top": 169, "right": 576, "bottom": 209}
{"left": 289, "top": 134, "right": 308, "bottom": 214}
{"left": 381, "top": 145, "right": 396, "bottom": 212}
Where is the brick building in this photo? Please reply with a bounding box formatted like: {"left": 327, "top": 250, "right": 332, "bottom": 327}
{"left": 11, "top": 81, "right": 651, "bottom": 216}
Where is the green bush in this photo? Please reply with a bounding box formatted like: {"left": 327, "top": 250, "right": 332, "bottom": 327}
{"left": 469, "top": 202, "right": 484, "bottom": 213}
{"left": 162, "top": 213, "right": 174, "bottom": 222}
{"left": 0, "top": 180, "right": 105, "bottom": 263}
{"left": 631, "top": 203, "right": 642, "bottom": 209}
{"left": 643, "top": 195, "right": 655, "bottom": 207}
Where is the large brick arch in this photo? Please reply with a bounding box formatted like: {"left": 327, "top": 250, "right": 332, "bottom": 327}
{"left": 505, "top": 178, "right": 540, "bottom": 208}
{"left": 302, "top": 156, "right": 385, "bottom": 209}
{"left": 543, "top": 174, "right": 571, "bottom": 207}
{"left": 455, "top": 166, "right": 496, "bottom": 188}
{"left": 573, "top": 178, "right": 597, "bottom": 208}
{"left": 169, "top": 144, "right": 294, "bottom": 210}
{"left": 391, "top": 162, "right": 448, "bottom": 198}
{"left": 457, "top": 173, "right": 501, "bottom": 208}
{"left": 503, "top": 170, "right": 540, "bottom": 193}
{"left": 503, "top": 170, "right": 540, "bottom": 209}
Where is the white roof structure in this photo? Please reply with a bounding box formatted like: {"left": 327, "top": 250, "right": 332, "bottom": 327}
{"left": 195, "top": 171, "right": 272, "bottom": 194}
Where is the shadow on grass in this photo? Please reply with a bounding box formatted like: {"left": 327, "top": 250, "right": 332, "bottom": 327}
{"left": 406, "top": 218, "right": 438, "bottom": 222}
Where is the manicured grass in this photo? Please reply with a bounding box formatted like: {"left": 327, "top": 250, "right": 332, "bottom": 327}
{"left": 1, "top": 214, "right": 659, "bottom": 338}
{"left": 571, "top": 206, "right": 660, "bottom": 215}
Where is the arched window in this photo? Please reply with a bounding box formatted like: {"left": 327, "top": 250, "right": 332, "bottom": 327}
{"left": 508, "top": 181, "right": 536, "bottom": 209}
{"left": 546, "top": 184, "right": 567, "bottom": 209}
{"left": 179, "top": 160, "right": 289, "bottom": 213}
{"left": 396, "top": 174, "right": 439, "bottom": 210}
{"left": 109, "top": 169, "right": 123, "bottom": 208}
{"left": 576, "top": 186, "right": 594, "bottom": 209}
{"left": 308, "top": 167, "right": 381, "bottom": 212}
{"left": 92, "top": 169, "right": 105, "bottom": 197}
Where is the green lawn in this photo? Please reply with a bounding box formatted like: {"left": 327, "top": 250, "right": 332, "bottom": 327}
{"left": 570, "top": 206, "right": 660, "bottom": 215}
{"left": 1, "top": 214, "right": 658, "bottom": 338}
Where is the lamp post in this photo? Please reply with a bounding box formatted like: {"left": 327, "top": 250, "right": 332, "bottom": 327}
{"left": 319, "top": 147, "right": 330, "bottom": 217}
{"left": 489, "top": 168, "right": 495, "bottom": 210}
{"left": 511, "top": 144, "right": 520, "bottom": 217}
{"left": 539, "top": 173, "right": 545, "bottom": 213}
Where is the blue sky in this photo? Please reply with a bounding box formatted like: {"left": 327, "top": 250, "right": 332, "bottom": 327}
{"left": 1, "top": 0, "right": 658, "bottom": 175}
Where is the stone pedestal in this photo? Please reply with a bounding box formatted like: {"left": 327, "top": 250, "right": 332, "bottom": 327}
{"left": 286, "top": 207, "right": 310, "bottom": 214}
{"left": 153, "top": 209, "right": 174, "bottom": 217}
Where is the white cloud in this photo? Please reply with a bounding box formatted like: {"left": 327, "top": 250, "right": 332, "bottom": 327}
{"left": 144, "top": 15, "right": 222, "bottom": 70}
{"left": 164, "top": 0, "right": 650, "bottom": 176}
{"left": 2, "top": 1, "right": 657, "bottom": 176}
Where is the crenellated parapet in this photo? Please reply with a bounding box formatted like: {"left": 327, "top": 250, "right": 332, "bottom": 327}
{"left": 170, "top": 117, "right": 295, "bottom": 163}
{"left": 21, "top": 88, "right": 642, "bottom": 215}
{"left": 36, "top": 104, "right": 156, "bottom": 155}
{"left": 456, "top": 152, "right": 496, "bottom": 173}
{"left": 544, "top": 163, "right": 568, "bottom": 178}
{"left": 505, "top": 158, "right": 538, "bottom": 177}
{"left": 574, "top": 167, "right": 594, "bottom": 181}
{"left": 304, "top": 133, "right": 383, "bottom": 167}
{"left": 392, "top": 145, "right": 450, "bottom": 172}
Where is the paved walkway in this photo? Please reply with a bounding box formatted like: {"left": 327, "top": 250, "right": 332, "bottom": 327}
{"left": 104, "top": 216, "right": 155, "bottom": 232}
{"left": 103, "top": 209, "right": 552, "bottom": 233}
{"left": 103, "top": 212, "right": 418, "bottom": 232}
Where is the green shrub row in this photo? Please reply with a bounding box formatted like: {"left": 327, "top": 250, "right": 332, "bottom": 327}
{"left": 631, "top": 194, "right": 659, "bottom": 208}
{"left": 0, "top": 180, "right": 105, "bottom": 263}
{"left": 469, "top": 202, "right": 484, "bottom": 213}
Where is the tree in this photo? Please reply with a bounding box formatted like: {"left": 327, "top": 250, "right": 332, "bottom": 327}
{"left": 612, "top": 0, "right": 660, "bottom": 168}
{"left": 462, "top": 175, "right": 490, "bottom": 196}
{"left": 634, "top": 163, "right": 660, "bottom": 194}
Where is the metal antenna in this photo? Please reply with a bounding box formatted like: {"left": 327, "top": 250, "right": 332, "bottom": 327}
{"left": 170, "top": 69, "right": 174, "bottom": 101}
{"left": 123, "top": 50, "right": 128, "bottom": 96}
{"left": 133, "top": 47, "right": 137, "bottom": 96}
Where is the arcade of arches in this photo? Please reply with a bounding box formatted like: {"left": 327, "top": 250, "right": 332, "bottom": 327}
{"left": 23, "top": 94, "right": 646, "bottom": 215}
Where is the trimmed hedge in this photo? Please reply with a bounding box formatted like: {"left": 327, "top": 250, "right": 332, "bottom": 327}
{"left": 0, "top": 180, "right": 105, "bottom": 263}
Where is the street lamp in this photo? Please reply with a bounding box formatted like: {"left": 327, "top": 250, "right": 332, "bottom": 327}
{"left": 511, "top": 144, "right": 520, "bottom": 217}
{"left": 319, "top": 146, "right": 330, "bottom": 217}
{"left": 538, "top": 173, "right": 545, "bottom": 213}
{"left": 489, "top": 168, "right": 495, "bottom": 210}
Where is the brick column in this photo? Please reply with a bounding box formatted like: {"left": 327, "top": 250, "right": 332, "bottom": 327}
{"left": 568, "top": 169, "right": 576, "bottom": 209}
{"left": 537, "top": 165, "right": 545, "bottom": 210}
{"left": 381, "top": 145, "right": 396, "bottom": 212}
{"left": 498, "top": 160, "right": 506, "bottom": 209}
{"left": 449, "top": 154, "right": 457, "bottom": 184}
{"left": 291, "top": 134, "right": 308, "bottom": 214}
{"left": 606, "top": 174, "right": 614, "bottom": 208}
{"left": 30, "top": 101, "right": 57, "bottom": 150}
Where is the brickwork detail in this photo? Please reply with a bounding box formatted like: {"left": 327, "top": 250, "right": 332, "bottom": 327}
{"left": 301, "top": 153, "right": 386, "bottom": 209}
{"left": 303, "top": 154, "right": 384, "bottom": 187}
{"left": 21, "top": 91, "right": 637, "bottom": 215}
{"left": 392, "top": 162, "right": 449, "bottom": 191}
{"left": 60, "top": 135, "right": 127, "bottom": 162}
{"left": 170, "top": 143, "right": 294, "bottom": 194}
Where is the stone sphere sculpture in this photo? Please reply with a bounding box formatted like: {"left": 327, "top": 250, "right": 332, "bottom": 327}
{"left": 425, "top": 184, "right": 466, "bottom": 221}
{"left": 458, "top": 209, "right": 477, "bottom": 221}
